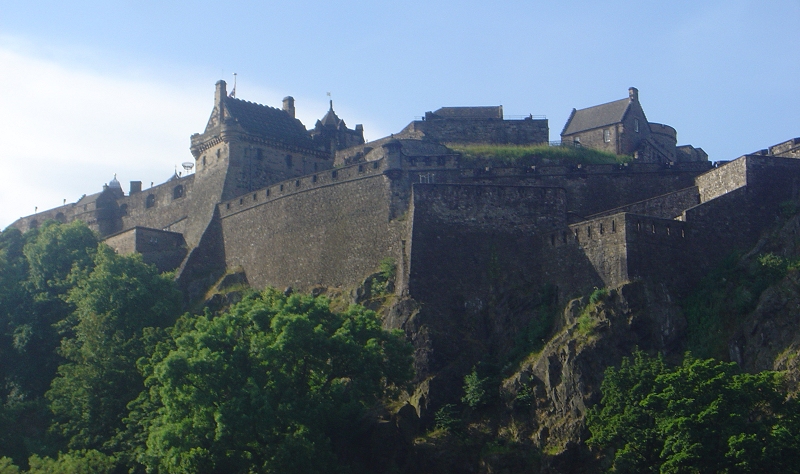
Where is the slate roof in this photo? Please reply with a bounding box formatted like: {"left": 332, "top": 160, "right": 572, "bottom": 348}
{"left": 430, "top": 106, "right": 503, "bottom": 120}
{"left": 318, "top": 101, "right": 345, "bottom": 128}
{"left": 223, "top": 97, "right": 314, "bottom": 147}
{"left": 561, "top": 98, "right": 631, "bottom": 136}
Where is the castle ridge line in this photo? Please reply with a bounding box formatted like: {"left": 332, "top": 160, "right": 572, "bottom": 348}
{"left": 8, "top": 83, "right": 800, "bottom": 309}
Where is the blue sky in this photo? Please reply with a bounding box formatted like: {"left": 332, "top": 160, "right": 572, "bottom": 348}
{"left": 1, "top": 0, "right": 798, "bottom": 228}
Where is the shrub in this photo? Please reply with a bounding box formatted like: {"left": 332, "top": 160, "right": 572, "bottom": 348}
{"left": 462, "top": 366, "right": 495, "bottom": 408}
{"left": 434, "top": 404, "right": 460, "bottom": 432}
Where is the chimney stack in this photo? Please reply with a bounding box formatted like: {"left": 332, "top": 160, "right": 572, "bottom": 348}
{"left": 283, "top": 96, "right": 295, "bottom": 118}
{"left": 214, "top": 80, "right": 227, "bottom": 123}
{"left": 628, "top": 87, "right": 639, "bottom": 102}
{"left": 130, "top": 181, "right": 142, "bottom": 194}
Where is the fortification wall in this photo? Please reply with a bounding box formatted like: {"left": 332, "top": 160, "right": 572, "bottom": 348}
{"left": 452, "top": 162, "right": 708, "bottom": 218}
{"left": 561, "top": 214, "right": 629, "bottom": 289}
{"left": 745, "top": 155, "right": 800, "bottom": 203}
{"left": 222, "top": 139, "right": 333, "bottom": 201}
{"left": 403, "top": 118, "right": 548, "bottom": 145}
{"left": 683, "top": 156, "right": 800, "bottom": 267}
{"left": 768, "top": 138, "right": 800, "bottom": 158}
{"left": 218, "top": 161, "right": 406, "bottom": 291}
{"left": 11, "top": 203, "right": 76, "bottom": 233}
{"left": 681, "top": 186, "right": 753, "bottom": 266}
{"left": 624, "top": 214, "right": 696, "bottom": 292}
{"left": 405, "top": 184, "right": 580, "bottom": 379}
{"left": 407, "top": 184, "right": 567, "bottom": 234}
{"left": 695, "top": 157, "right": 747, "bottom": 202}
{"left": 586, "top": 186, "right": 700, "bottom": 220}
{"left": 120, "top": 176, "right": 194, "bottom": 235}
{"left": 105, "top": 227, "right": 187, "bottom": 273}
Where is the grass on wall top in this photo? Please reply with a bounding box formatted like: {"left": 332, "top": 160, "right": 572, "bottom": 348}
{"left": 447, "top": 143, "right": 633, "bottom": 166}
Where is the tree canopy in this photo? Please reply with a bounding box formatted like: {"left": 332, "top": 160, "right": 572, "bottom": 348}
{"left": 131, "top": 289, "right": 412, "bottom": 473}
{"left": 587, "top": 352, "right": 800, "bottom": 473}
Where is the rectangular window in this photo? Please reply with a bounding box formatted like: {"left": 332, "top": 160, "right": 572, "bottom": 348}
{"left": 634, "top": 118, "right": 640, "bottom": 133}
{"left": 603, "top": 129, "right": 611, "bottom": 143}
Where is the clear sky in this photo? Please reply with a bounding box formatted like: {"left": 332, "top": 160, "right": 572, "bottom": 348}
{"left": 1, "top": 0, "right": 798, "bottom": 229}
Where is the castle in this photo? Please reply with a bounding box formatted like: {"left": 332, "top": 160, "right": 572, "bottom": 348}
{"left": 10, "top": 84, "right": 800, "bottom": 333}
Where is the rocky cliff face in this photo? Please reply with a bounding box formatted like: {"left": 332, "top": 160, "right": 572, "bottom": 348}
{"left": 501, "top": 281, "right": 686, "bottom": 471}
{"left": 368, "top": 211, "right": 800, "bottom": 473}
{"left": 200, "top": 212, "right": 800, "bottom": 473}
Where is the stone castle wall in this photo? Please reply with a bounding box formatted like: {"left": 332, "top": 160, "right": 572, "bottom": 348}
{"left": 694, "top": 157, "right": 748, "bottom": 202}
{"left": 563, "top": 213, "right": 630, "bottom": 289}
{"left": 457, "top": 162, "right": 707, "bottom": 219}
{"left": 624, "top": 214, "right": 696, "bottom": 292}
{"left": 218, "top": 159, "right": 407, "bottom": 292}
{"left": 586, "top": 186, "right": 700, "bottom": 220}
{"left": 104, "top": 227, "right": 187, "bottom": 273}
{"left": 402, "top": 118, "right": 548, "bottom": 145}
{"left": 120, "top": 176, "right": 195, "bottom": 235}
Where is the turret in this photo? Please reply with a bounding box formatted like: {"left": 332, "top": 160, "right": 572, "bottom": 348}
{"left": 383, "top": 139, "right": 402, "bottom": 180}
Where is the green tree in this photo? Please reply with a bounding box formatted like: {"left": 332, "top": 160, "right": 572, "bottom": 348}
{"left": 132, "top": 289, "right": 412, "bottom": 474}
{"left": 0, "top": 222, "right": 98, "bottom": 466}
{"left": 47, "top": 245, "right": 181, "bottom": 451}
{"left": 26, "top": 450, "right": 117, "bottom": 474}
{"left": 588, "top": 352, "right": 800, "bottom": 473}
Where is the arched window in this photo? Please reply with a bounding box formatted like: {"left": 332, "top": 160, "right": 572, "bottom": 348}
{"left": 146, "top": 194, "right": 156, "bottom": 209}
{"left": 55, "top": 212, "right": 66, "bottom": 223}
{"left": 173, "top": 185, "right": 184, "bottom": 200}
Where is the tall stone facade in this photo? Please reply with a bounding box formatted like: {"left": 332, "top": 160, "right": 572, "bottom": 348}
{"left": 9, "top": 82, "right": 800, "bottom": 314}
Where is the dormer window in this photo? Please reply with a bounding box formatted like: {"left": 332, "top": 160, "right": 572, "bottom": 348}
{"left": 603, "top": 129, "right": 611, "bottom": 143}
{"left": 635, "top": 118, "right": 640, "bottom": 133}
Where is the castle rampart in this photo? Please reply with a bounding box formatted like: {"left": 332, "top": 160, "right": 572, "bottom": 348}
{"left": 694, "top": 156, "right": 748, "bottom": 202}
{"left": 585, "top": 186, "right": 700, "bottom": 220}
{"left": 104, "top": 226, "right": 187, "bottom": 273}
{"left": 401, "top": 115, "right": 548, "bottom": 145}
{"left": 218, "top": 171, "right": 406, "bottom": 292}
{"left": 118, "top": 175, "right": 195, "bottom": 235}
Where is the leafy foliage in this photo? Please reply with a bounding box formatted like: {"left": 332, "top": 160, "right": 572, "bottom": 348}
{"left": 0, "top": 222, "right": 101, "bottom": 466}
{"left": 131, "top": 289, "right": 412, "bottom": 473}
{"left": 462, "top": 366, "right": 493, "bottom": 408}
{"left": 434, "top": 404, "right": 460, "bottom": 433}
{"left": 47, "top": 245, "right": 182, "bottom": 450}
{"left": 26, "top": 450, "right": 118, "bottom": 474}
{"left": 588, "top": 352, "right": 800, "bottom": 473}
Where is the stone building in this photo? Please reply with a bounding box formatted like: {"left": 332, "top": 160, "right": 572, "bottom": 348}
{"left": 561, "top": 87, "right": 707, "bottom": 163}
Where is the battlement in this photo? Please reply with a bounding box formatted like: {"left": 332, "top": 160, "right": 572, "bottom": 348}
{"left": 218, "top": 158, "right": 387, "bottom": 219}
{"left": 401, "top": 109, "right": 548, "bottom": 145}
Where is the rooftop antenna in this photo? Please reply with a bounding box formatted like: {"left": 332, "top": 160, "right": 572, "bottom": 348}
{"left": 327, "top": 91, "right": 332, "bottom": 109}
{"left": 230, "top": 73, "right": 237, "bottom": 98}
